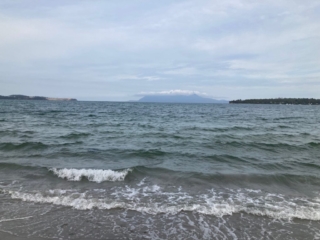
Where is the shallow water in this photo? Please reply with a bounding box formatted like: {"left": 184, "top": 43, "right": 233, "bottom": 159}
{"left": 0, "top": 100, "right": 320, "bottom": 239}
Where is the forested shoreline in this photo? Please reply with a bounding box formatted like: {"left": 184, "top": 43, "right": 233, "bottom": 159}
{"left": 229, "top": 98, "right": 320, "bottom": 105}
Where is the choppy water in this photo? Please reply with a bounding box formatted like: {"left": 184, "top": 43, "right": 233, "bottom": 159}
{"left": 0, "top": 100, "right": 320, "bottom": 239}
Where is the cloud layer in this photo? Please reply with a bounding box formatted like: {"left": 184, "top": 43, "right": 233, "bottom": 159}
{"left": 137, "top": 90, "right": 209, "bottom": 97}
{"left": 0, "top": 0, "right": 319, "bottom": 100}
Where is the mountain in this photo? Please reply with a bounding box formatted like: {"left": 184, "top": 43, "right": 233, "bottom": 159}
{"left": 138, "top": 94, "right": 227, "bottom": 103}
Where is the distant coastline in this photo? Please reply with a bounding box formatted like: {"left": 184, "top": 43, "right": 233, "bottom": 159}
{"left": 229, "top": 98, "right": 320, "bottom": 105}
{"left": 0, "top": 95, "right": 77, "bottom": 101}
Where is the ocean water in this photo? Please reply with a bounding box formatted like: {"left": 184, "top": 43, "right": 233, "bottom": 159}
{"left": 0, "top": 100, "right": 320, "bottom": 239}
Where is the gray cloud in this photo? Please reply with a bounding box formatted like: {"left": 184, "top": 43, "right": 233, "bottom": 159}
{"left": 136, "top": 90, "right": 209, "bottom": 97}
{"left": 0, "top": 0, "right": 319, "bottom": 100}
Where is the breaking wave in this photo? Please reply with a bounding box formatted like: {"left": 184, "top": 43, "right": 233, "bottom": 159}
{"left": 5, "top": 187, "right": 320, "bottom": 221}
{"left": 49, "top": 168, "right": 131, "bottom": 183}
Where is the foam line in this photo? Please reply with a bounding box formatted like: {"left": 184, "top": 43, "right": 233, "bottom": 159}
{"left": 6, "top": 188, "right": 320, "bottom": 221}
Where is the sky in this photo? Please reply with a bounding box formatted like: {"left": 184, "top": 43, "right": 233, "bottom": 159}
{"left": 0, "top": 0, "right": 319, "bottom": 101}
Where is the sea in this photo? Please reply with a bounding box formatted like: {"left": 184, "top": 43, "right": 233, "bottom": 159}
{"left": 0, "top": 100, "right": 320, "bottom": 240}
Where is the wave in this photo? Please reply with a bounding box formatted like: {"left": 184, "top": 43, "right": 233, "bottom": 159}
{"left": 132, "top": 166, "right": 320, "bottom": 186}
{"left": 49, "top": 168, "right": 132, "bottom": 183}
{"left": 0, "top": 142, "right": 48, "bottom": 151}
{"left": 5, "top": 188, "right": 320, "bottom": 221}
{"left": 59, "top": 132, "right": 91, "bottom": 139}
{"left": 308, "top": 142, "right": 320, "bottom": 147}
{"left": 273, "top": 116, "right": 304, "bottom": 121}
{"left": 127, "top": 149, "right": 166, "bottom": 158}
{"left": 1, "top": 163, "right": 320, "bottom": 186}
{"left": 211, "top": 140, "right": 319, "bottom": 151}
{"left": 0, "top": 141, "right": 83, "bottom": 152}
{"left": 204, "top": 154, "right": 251, "bottom": 164}
{"left": 183, "top": 126, "right": 254, "bottom": 133}
{"left": 0, "top": 162, "right": 40, "bottom": 170}
{"left": 278, "top": 125, "right": 292, "bottom": 129}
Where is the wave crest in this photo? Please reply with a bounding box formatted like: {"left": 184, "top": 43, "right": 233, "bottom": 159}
{"left": 5, "top": 188, "right": 320, "bottom": 221}
{"left": 49, "top": 168, "right": 131, "bottom": 183}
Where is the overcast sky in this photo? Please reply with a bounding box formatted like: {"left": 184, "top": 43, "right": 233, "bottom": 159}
{"left": 0, "top": 0, "right": 319, "bottom": 101}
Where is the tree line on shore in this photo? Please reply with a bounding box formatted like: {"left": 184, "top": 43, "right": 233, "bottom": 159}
{"left": 0, "top": 95, "right": 77, "bottom": 101}
{"left": 229, "top": 98, "right": 320, "bottom": 105}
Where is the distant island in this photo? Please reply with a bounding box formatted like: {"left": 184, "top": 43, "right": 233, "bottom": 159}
{"left": 138, "top": 94, "right": 228, "bottom": 103}
{"left": 0, "top": 95, "right": 77, "bottom": 101}
{"left": 229, "top": 98, "right": 320, "bottom": 105}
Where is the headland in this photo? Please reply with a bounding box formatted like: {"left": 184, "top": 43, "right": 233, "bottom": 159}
{"left": 0, "top": 95, "right": 77, "bottom": 101}
{"left": 229, "top": 98, "right": 320, "bottom": 105}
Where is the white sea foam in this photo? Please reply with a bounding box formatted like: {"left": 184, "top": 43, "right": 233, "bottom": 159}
{"left": 5, "top": 188, "right": 320, "bottom": 221}
{"left": 49, "top": 168, "right": 131, "bottom": 183}
{"left": 8, "top": 190, "right": 125, "bottom": 210}
{"left": 0, "top": 216, "right": 33, "bottom": 223}
{"left": 137, "top": 177, "right": 147, "bottom": 186}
